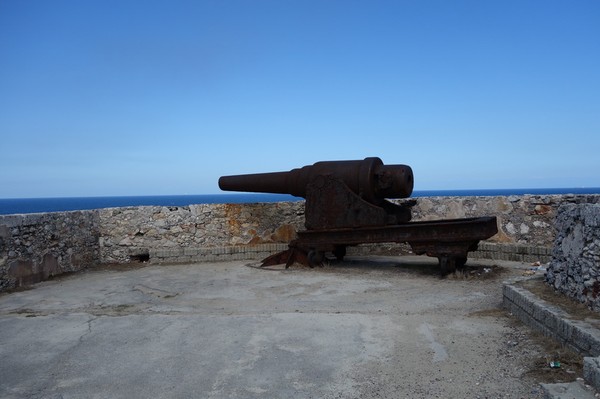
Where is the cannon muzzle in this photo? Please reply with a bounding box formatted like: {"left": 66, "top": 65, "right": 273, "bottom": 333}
{"left": 218, "top": 157, "right": 413, "bottom": 200}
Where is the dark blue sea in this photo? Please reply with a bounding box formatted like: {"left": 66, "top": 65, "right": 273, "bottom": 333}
{"left": 1, "top": 188, "right": 599, "bottom": 215}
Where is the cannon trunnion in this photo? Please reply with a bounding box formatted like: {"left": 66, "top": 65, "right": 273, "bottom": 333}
{"left": 219, "top": 157, "right": 497, "bottom": 274}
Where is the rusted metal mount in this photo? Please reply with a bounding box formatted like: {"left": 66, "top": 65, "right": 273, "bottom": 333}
{"left": 262, "top": 216, "right": 498, "bottom": 274}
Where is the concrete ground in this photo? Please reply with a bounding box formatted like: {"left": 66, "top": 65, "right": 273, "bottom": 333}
{"left": 0, "top": 256, "right": 578, "bottom": 398}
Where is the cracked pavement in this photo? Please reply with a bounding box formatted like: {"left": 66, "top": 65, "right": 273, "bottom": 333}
{"left": 1, "top": 257, "right": 552, "bottom": 398}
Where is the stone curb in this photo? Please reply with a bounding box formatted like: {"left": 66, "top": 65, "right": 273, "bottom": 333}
{"left": 541, "top": 381, "right": 596, "bottom": 399}
{"left": 503, "top": 278, "right": 600, "bottom": 395}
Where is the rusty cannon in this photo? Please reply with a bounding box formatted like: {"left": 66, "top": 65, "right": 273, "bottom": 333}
{"left": 219, "top": 157, "right": 497, "bottom": 274}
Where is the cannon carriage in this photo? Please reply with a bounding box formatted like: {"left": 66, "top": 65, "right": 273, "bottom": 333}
{"left": 219, "top": 157, "right": 497, "bottom": 274}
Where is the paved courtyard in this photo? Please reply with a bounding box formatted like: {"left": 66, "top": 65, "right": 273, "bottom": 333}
{"left": 0, "top": 256, "right": 562, "bottom": 398}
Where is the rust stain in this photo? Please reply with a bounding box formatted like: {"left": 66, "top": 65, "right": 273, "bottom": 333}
{"left": 534, "top": 204, "right": 553, "bottom": 215}
{"left": 247, "top": 236, "right": 264, "bottom": 245}
{"left": 244, "top": 225, "right": 297, "bottom": 245}
{"left": 270, "top": 224, "right": 297, "bottom": 242}
{"left": 224, "top": 203, "right": 243, "bottom": 234}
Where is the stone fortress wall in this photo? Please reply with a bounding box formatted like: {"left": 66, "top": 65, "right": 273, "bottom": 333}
{"left": 546, "top": 203, "right": 600, "bottom": 311}
{"left": 0, "top": 211, "right": 100, "bottom": 291}
{"left": 1, "top": 194, "right": 599, "bottom": 292}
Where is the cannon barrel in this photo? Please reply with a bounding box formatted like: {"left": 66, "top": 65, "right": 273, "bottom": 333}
{"left": 218, "top": 157, "right": 414, "bottom": 200}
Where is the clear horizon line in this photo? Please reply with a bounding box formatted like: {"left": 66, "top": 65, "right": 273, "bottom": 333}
{"left": 1, "top": 186, "right": 600, "bottom": 200}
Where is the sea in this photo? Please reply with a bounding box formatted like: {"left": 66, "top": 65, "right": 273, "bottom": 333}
{"left": 1, "top": 188, "right": 599, "bottom": 215}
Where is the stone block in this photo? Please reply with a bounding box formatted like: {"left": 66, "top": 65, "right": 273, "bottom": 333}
{"left": 516, "top": 287, "right": 535, "bottom": 315}
{"left": 41, "top": 253, "right": 60, "bottom": 279}
{"left": 556, "top": 318, "right": 574, "bottom": 341}
{"left": 541, "top": 310, "right": 559, "bottom": 334}
{"left": 8, "top": 259, "right": 38, "bottom": 287}
{"left": 183, "top": 248, "right": 199, "bottom": 256}
{"left": 591, "top": 341, "right": 600, "bottom": 358}
{"left": 571, "top": 326, "right": 593, "bottom": 353}
{"left": 533, "top": 304, "right": 551, "bottom": 323}
{"left": 0, "top": 215, "right": 25, "bottom": 228}
{"left": 0, "top": 225, "right": 9, "bottom": 239}
{"left": 583, "top": 205, "right": 600, "bottom": 227}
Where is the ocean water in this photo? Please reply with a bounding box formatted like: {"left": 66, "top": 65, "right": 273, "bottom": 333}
{"left": 0, "top": 194, "right": 300, "bottom": 215}
{"left": 1, "top": 188, "right": 599, "bottom": 215}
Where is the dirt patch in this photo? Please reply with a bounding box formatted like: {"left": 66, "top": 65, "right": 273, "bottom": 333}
{"left": 522, "top": 330, "right": 584, "bottom": 383}
{"left": 92, "top": 262, "right": 150, "bottom": 272}
{"left": 90, "top": 303, "right": 139, "bottom": 316}
{"left": 329, "top": 256, "right": 512, "bottom": 280}
{"left": 472, "top": 305, "right": 584, "bottom": 384}
{"left": 448, "top": 264, "right": 509, "bottom": 280}
{"left": 518, "top": 277, "right": 600, "bottom": 324}
{"left": 0, "top": 284, "right": 34, "bottom": 297}
{"left": 249, "top": 255, "right": 525, "bottom": 282}
{"left": 9, "top": 308, "right": 45, "bottom": 317}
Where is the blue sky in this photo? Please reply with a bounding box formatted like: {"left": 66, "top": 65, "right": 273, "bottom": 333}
{"left": 1, "top": 0, "right": 599, "bottom": 198}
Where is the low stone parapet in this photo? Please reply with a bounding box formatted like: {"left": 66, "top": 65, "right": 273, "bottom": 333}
{"left": 2, "top": 194, "right": 599, "bottom": 292}
{"left": 0, "top": 210, "right": 100, "bottom": 291}
{"left": 471, "top": 242, "right": 553, "bottom": 263}
{"left": 149, "top": 243, "right": 289, "bottom": 264}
